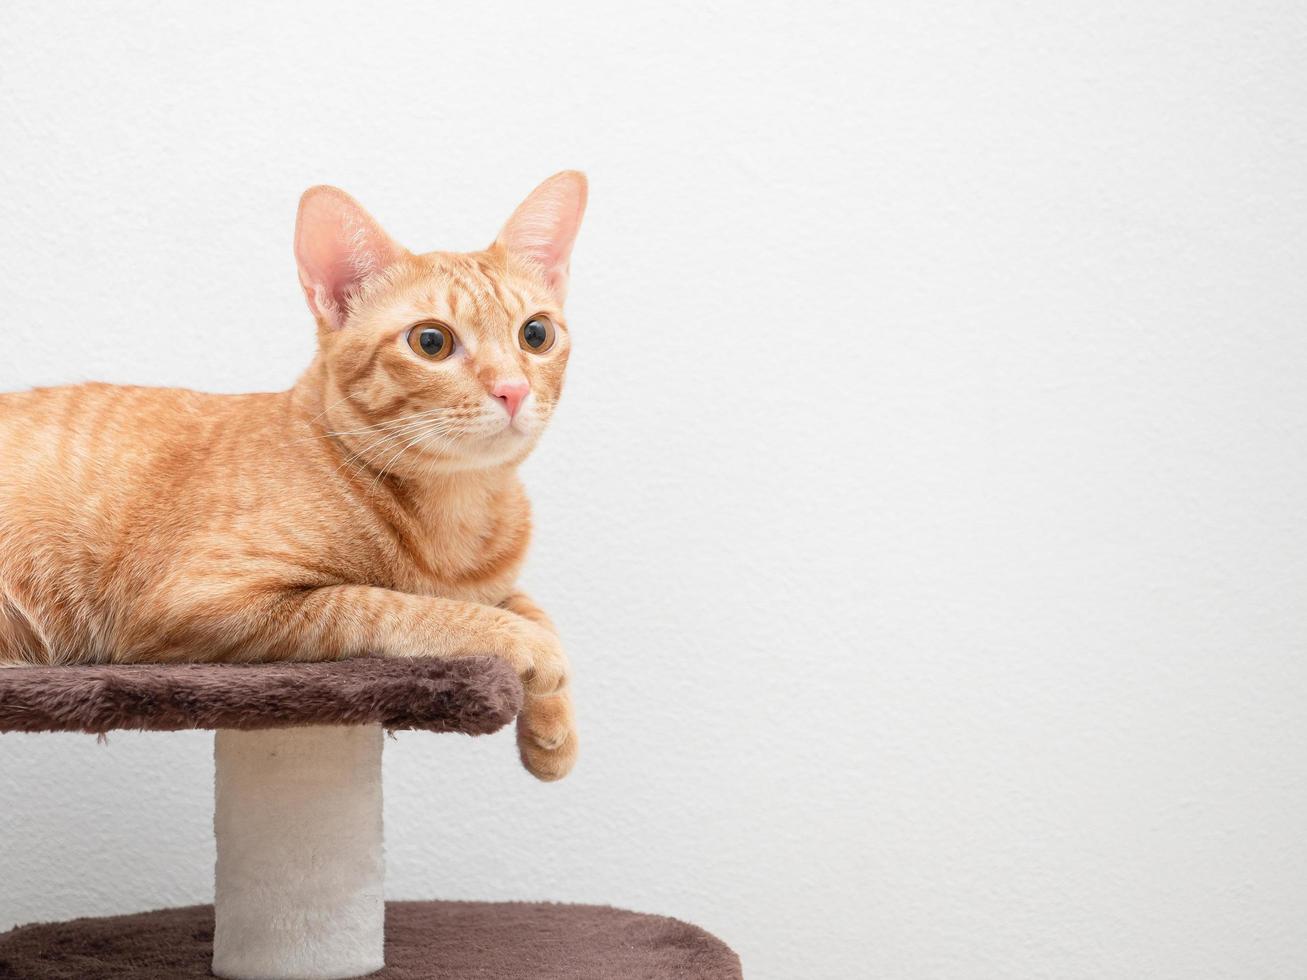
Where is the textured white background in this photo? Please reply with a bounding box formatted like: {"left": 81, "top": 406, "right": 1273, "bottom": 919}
{"left": 2, "top": 2, "right": 1306, "bottom": 978}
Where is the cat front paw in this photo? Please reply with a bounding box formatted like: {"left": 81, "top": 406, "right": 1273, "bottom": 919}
{"left": 517, "top": 691, "right": 578, "bottom": 782}
{"left": 503, "top": 619, "right": 570, "bottom": 697}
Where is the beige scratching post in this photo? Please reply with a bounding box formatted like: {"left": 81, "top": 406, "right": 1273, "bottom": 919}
{"left": 213, "top": 726, "right": 385, "bottom": 979}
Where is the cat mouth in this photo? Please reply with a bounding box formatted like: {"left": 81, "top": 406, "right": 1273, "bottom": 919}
{"left": 500, "top": 416, "right": 532, "bottom": 438}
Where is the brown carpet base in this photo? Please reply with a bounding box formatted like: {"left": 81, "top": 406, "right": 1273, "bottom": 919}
{"left": 0, "top": 901, "right": 742, "bottom": 979}
{"left": 0, "top": 657, "right": 522, "bottom": 735}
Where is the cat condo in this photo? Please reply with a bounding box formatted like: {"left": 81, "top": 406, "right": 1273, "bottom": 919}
{"left": 0, "top": 658, "right": 741, "bottom": 979}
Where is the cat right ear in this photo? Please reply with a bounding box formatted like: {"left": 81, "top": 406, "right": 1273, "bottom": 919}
{"left": 494, "top": 171, "right": 588, "bottom": 303}
{"left": 294, "top": 186, "right": 403, "bottom": 330}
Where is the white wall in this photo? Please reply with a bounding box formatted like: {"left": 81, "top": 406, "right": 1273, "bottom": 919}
{"left": 2, "top": 2, "right": 1306, "bottom": 977}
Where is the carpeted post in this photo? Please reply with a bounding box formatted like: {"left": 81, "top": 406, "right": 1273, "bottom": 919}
{"left": 212, "top": 725, "right": 385, "bottom": 980}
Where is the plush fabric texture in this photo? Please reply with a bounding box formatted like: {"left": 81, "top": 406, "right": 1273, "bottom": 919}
{"left": 0, "top": 658, "right": 522, "bottom": 735}
{"left": 213, "top": 727, "right": 386, "bottom": 980}
{"left": 0, "top": 901, "right": 744, "bottom": 979}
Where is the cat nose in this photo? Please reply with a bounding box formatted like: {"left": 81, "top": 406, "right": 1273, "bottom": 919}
{"left": 492, "top": 380, "right": 530, "bottom": 420}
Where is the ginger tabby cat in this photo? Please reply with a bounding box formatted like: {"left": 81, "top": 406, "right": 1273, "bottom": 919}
{"left": 0, "top": 172, "right": 587, "bottom": 780}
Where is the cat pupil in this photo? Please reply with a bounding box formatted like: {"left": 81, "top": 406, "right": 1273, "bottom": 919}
{"left": 524, "top": 320, "right": 546, "bottom": 348}
{"left": 420, "top": 330, "right": 444, "bottom": 355}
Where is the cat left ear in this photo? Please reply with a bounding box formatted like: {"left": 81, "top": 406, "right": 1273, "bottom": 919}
{"left": 294, "top": 186, "right": 403, "bottom": 330}
{"left": 494, "top": 171, "right": 588, "bottom": 303}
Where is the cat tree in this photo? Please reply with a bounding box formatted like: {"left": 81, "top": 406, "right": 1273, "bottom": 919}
{"left": 0, "top": 658, "right": 741, "bottom": 979}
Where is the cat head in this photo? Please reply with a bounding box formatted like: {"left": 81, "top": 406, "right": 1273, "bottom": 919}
{"left": 293, "top": 172, "right": 587, "bottom": 476}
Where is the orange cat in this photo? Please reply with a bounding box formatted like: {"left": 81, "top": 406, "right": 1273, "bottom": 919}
{"left": 0, "top": 172, "right": 587, "bottom": 780}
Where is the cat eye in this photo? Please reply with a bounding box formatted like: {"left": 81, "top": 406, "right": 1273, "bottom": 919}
{"left": 406, "top": 321, "right": 456, "bottom": 361}
{"left": 519, "top": 315, "right": 557, "bottom": 354}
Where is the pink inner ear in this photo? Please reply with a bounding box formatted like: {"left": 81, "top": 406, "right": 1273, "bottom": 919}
{"left": 295, "top": 187, "right": 401, "bottom": 328}
{"left": 496, "top": 172, "right": 588, "bottom": 300}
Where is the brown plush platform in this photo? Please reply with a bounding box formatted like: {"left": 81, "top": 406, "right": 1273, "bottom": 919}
{"left": 0, "top": 901, "right": 743, "bottom": 979}
{"left": 0, "top": 658, "right": 522, "bottom": 735}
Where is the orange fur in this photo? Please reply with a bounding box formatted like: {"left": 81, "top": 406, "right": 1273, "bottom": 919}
{"left": 0, "top": 172, "right": 587, "bottom": 780}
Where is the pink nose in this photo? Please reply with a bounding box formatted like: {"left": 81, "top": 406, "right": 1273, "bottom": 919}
{"left": 492, "top": 380, "right": 530, "bottom": 420}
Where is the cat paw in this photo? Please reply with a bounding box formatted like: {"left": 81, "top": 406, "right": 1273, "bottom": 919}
{"left": 505, "top": 619, "right": 570, "bottom": 697}
{"left": 517, "top": 692, "right": 578, "bottom": 782}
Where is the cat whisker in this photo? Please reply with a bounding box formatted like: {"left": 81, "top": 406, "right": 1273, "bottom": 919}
{"left": 323, "top": 411, "right": 445, "bottom": 439}
{"left": 302, "top": 391, "right": 357, "bottom": 429}
{"left": 280, "top": 406, "right": 453, "bottom": 450}
{"left": 337, "top": 415, "right": 464, "bottom": 481}
{"left": 325, "top": 412, "right": 457, "bottom": 474}
{"left": 366, "top": 420, "right": 462, "bottom": 492}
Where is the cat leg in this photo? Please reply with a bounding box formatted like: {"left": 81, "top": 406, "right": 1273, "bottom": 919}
{"left": 143, "top": 583, "right": 569, "bottom": 699}
{"left": 500, "top": 590, "right": 579, "bottom": 782}
{"left": 299, "top": 586, "right": 577, "bottom": 780}
{"left": 133, "top": 583, "right": 574, "bottom": 779}
{"left": 294, "top": 585, "right": 570, "bottom": 696}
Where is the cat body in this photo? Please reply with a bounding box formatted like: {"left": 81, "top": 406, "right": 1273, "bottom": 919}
{"left": 0, "top": 380, "right": 528, "bottom": 660}
{"left": 0, "top": 174, "right": 588, "bottom": 779}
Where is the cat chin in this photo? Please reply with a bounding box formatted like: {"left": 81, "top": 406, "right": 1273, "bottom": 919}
{"left": 410, "top": 432, "right": 538, "bottom": 476}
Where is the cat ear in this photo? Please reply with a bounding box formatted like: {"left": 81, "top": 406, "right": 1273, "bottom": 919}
{"left": 294, "top": 186, "right": 404, "bottom": 329}
{"left": 494, "top": 171, "right": 588, "bottom": 303}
